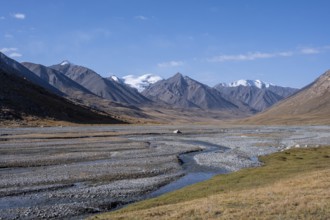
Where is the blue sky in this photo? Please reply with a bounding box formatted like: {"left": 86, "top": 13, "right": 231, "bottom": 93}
{"left": 1, "top": 0, "right": 330, "bottom": 88}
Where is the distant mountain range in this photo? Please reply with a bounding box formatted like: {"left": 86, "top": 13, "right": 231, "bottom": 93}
{"left": 242, "top": 70, "right": 330, "bottom": 125}
{"left": 2, "top": 51, "right": 328, "bottom": 125}
{"left": 214, "top": 80, "right": 298, "bottom": 112}
{"left": 107, "top": 75, "right": 297, "bottom": 112}
{"left": 142, "top": 73, "right": 253, "bottom": 114}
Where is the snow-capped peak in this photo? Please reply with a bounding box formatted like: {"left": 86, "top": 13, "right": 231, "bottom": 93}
{"left": 110, "top": 75, "right": 123, "bottom": 83}
{"left": 60, "top": 60, "right": 70, "bottom": 66}
{"left": 122, "top": 74, "right": 163, "bottom": 92}
{"left": 228, "top": 79, "right": 273, "bottom": 89}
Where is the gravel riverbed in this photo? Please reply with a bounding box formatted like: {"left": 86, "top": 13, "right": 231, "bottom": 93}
{"left": 0, "top": 125, "right": 329, "bottom": 219}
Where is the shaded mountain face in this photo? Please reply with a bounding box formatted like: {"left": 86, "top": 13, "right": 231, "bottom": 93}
{"left": 0, "top": 54, "right": 127, "bottom": 125}
{"left": 142, "top": 73, "right": 251, "bottom": 113}
{"left": 50, "top": 62, "right": 150, "bottom": 105}
{"left": 22, "top": 62, "right": 96, "bottom": 98}
{"left": 267, "top": 85, "right": 298, "bottom": 98}
{"left": 214, "top": 81, "right": 298, "bottom": 112}
{"left": 242, "top": 70, "right": 330, "bottom": 124}
{"left": 0, "top": 52, "right": 62, "bottom": 96}
{"left": 0, "top": 68, "right": 125, "bottom": 125}
{"left": 22, "top": 62, "right": 151, "bottom": 123}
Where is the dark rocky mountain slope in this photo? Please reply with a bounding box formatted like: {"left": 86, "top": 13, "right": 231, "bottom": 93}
{"left": 0, "top": 53, "right": 125, "bottom": 125}
{"left": 0, "top": 69, "right": 125, "bottom": 125}
{"left": 0, "top": 52, "right": 62, "bottom": 96}
{"left": 50, "top": 62, "right": 150, "bottom": 105}
{"left": 22, "top": 62, "right": 96, "bottom": 98}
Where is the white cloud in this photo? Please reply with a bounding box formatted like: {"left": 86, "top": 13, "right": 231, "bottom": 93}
{"left": 207, "top": 51, "right": 293, "bottom": 62}
{"left": 300, "top": 48, "right": 320, "bottom": 54}
{"left": 134, "top": 15, "right": 148, "bottom": 20}
{"left": 158, "top": 60, "right": 184, "bottom": 68}
{"left": 12, "top": 13, "right": 26, "bottom": 19}
{"left": 0, "top": 48, "right": 22, "bottom": 58}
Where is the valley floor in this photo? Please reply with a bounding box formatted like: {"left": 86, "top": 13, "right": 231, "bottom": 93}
{"left": 0, "top": 125, "right": 329, "bottom": 219}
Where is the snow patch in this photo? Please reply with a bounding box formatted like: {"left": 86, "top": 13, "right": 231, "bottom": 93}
{"left": 122, "top": 74, "right": 163, "bottom": 92}
{"left": 227, "top": 79, "right": 273, "bottom": 89}
{"left": 110, "top": 75, "right": 124, "bottom": 84}
{"left": 60, "top": 60, "right": 70, "bottom": 66}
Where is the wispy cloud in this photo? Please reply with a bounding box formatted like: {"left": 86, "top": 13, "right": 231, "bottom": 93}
{"left": 0, "top": 48, "right": 22, "bottom": 58}
{"left": 0, "top": 48, "right": 18, "bottom": 53}
{"left": 134, "top": 15, "right": 148, "bottom": 20}
{"left": 207, "top": 51, "right": 293, "bottom": 62}
{"left": 207, "top": 46, "right": 329, "bottom": 63}
{"left": 300, "top": 48, "right": 320, "bottom": 54}
{"left": 8, "top": 52, "right": 22, "bottom": 58}
{"left": 0, "top": 16, "right": 5, "bottom": 20}
{"left": 158, "top": 60, "right": 184, "bottom": 68}
{"left": 12, "top": 13, "right": 26, "bottom": 20}
{"left": 278, "top": 51, "right": 293, "bottom": 57}
{"left": 4, "top": 33, "right": 13, "bottom": 38}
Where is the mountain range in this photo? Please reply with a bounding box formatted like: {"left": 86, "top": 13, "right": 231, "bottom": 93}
{"left": 142, "top": 73, "right": 253, "bottom": 113}
{"left": 21, "top": 61, "right": 151, "bottom": 123}
{"left": 50, "top": 61, "right": 150, "bottom": 106}
{"left": 111, "top": 74, "right": 297, "bottom": 113}
{"left": 242, "top": 70, "right": 330, "bottom": 125}
{"left": 1, "top": 51, "right": 328, "bottom": 125}
{"left": 0, "top": 54, "right": 124, "bottom": 125}
{"left": 214, "top": 80, "right": 298, "bottom": 112}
